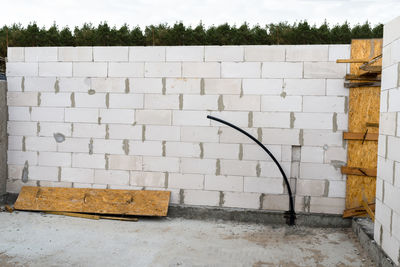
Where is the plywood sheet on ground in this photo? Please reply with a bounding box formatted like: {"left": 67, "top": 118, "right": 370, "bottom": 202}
{"left": 14, "top": 186, "right": 170, "bottom": 216}
{"left": 345, "top": 39, "right": 381, "bottom": 210}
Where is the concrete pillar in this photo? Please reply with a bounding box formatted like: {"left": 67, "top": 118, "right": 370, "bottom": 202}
{"left": 0, "top": 80, "right": 6, "bottom": 202}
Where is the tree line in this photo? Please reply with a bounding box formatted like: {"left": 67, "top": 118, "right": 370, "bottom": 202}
{"left": 0, "top": 21, "right": 383, "bottom": 60}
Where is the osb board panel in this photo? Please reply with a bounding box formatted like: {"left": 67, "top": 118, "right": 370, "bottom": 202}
{"left": 346, "top": 39, "right": 382, "bottom": 209}
{"left": 14, "top": 186, "right": 170, "bottom": 216}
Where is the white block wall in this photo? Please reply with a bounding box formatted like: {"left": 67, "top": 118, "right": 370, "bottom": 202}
{"left": 375, "top": 16, "right": 400, "bottom": 265}
{"left": 6, "top": 44, "right": 349, "bottom": 214}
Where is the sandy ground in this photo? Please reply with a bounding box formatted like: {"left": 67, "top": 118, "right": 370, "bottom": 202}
{"left": 0, "top": 211, "right": 375, "bottom": 267}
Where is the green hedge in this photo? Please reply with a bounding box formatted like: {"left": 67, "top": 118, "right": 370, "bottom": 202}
{"left": 0, "top": 21, "right": 383, "bottom": 59}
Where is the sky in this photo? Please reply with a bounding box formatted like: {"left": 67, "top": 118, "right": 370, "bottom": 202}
{"left": 2, "top": 0, "right": 399, "bottom": 29}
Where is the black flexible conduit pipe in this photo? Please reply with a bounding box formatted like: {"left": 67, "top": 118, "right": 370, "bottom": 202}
{"left": 207, "top": 115, "right": 296, "bottom": 226}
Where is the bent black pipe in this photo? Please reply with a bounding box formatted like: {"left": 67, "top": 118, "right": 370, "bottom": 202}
{"left": 207, "top": 115, "right": 296, "bottom": 226}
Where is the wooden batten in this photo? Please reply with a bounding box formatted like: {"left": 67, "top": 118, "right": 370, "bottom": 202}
{"left": 341, "top": 166, "right": 377, "bottom": 177}
{"left": 343, "top": 132, "right": 378, "bottom": 141}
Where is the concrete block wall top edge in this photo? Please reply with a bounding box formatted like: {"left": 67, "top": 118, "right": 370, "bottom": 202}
{"left": 5, "top": 44, "right": 349, "bottom": 217}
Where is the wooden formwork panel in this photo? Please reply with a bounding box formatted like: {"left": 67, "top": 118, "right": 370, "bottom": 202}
{"left": 14, "top": 186, "right": 171, "bottom": 216}
{"left": 345, "top": 39, "right": 382, "bottom": 209}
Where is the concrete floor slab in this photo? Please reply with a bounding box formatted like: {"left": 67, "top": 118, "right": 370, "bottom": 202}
{"left": 0, "top": 211, "right": 375, "bottom": 266}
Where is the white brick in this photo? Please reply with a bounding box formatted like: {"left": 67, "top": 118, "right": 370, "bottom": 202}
{"left": 109, "top": 93, "right": 143, "bottom": 109}
{"left": 376, "top": 178, "right": 384, "bottom": 201}
{"left": 8, "top": 165, "right": 23, "bottom": 179}
{"left": 205, "top": 46, "right": 243, "bottom": 62}
{"left": 220, "top": 159, "right": 257, "bottom": 176}
{"left": 168, "top": 173, "right": 204, "bottom": 189}
{"left": 146, "top": 125, "right": 180, "bottom": 141}
{"left": 180, "top": 126, "right": 219, "bottom": 142}
{"left": 386, "top": 136, "right": 400, "bottom": 162}
{"left": 7, "top": 47, "right": 24, "bottom": 62}
{"left": 166, "top": 46, "right": 204, "bottom": 61}
{"left": 59, "top": 78, "right": 90, "bottom": 92}
{"left": 8, "top": 106, "right": 30, "bottom": 121}
{"left": 100, "top": 109, "right": 134, "bottom": 124}
{"left": 61, "top": 167, "right": 94, "bottom": 183}
{"left": 328, "top": 180, "right": 346, "bottom": 198}
{"left": 210, "top": 111, "right": 249, "bottom": 128}
{"left": 129, "top": 47, "right": 165, "bottom": 62}
{"left": 93, "top": 47, "right": 128, "bottom": 61}
{"left": 203, "top": 143, "right": 239, "bottom": 160}
{"left": 7, "top": 151, "right": 37, "bottom": 165}
{"left": 221, "top": 62, "right": 260, "bottom": 78}
{"left": 130, "top": 171, "right": 165, "bottom": 187}
{"left": 172, "top": 110, "right": 209, "bottom": 126}
{"left": 182, "top": 62, "right": 220, "bottom": 78}
{"left": 380, "top": 112, "right": 397, "bottom": 135}
{"left": 309, "top": 197, "right": 345, "bottom": 214}
{"left": 242, "top": 79, "right": 282, "bottom": 95}
{"left": 165, "top": 78, "right": 200, "bottom": 94}
{"left": 73, "top": 183, "right": 93, "bottom": 189}
{"left": 25, "top": 47, "right": 58, "bottom": 62}
{"left": 39, "top": 62, "right": 72, "bottom": 77}
{"left": 300, "top": 163, "right": 342, "bottom": 180}
{"left": 284, "top": 79, "right": 325, "bottom": 96}
{"left": 73, "top": 62, "right": 108, "bottom": 77}
{"left": 142, "top": 156, "right": 179, "bottom": 172}
{"left": 136, "top": 110, "right": 171, "bottom": 125}
{"left": 58, "top": 47, "right": 92, "bottom": 61}
{"left": 223, "top": 95, "right": 260, "bottom": 111}
{"left": 6, "top": 179, "right": 37, "bottom": 194}
{"left": 204, "top": 175, "right": 243, "bottom": 192}
{"left": 40, "top": 93, "right": 71, "bottom": 107}
{"left": 92, "top": 139, "right": 124, "bottom": 155}
{"left": 204, "top": 79, "right": 241, "bottom": 95}
{"left": 244, "top": 46, "right": 285, "bottom": 62}
{"left": 108, "top": 124, "right": 141, "bottom": 140}
{"left": 24, "top": 77, "right": 56, "bottom": 92}
{"left": 6, "top": 77, "right": 23, "bottom": 92}
{"left": 303, "top": 130, "right": 342, "bottom": 146}
{"left": 94, "top": 169, "right": 129, "bottom": 185}
{"left": 261, "top": 96, "right": 301, "bottom": 111}
{"left": 72, "top": 153, "right": 105, "bottom": 169}
{"left": 29, "top": 166, "right": 58, "bottom": 181}
{"left": 262, "top": 128, "right": 300, "bottom": 145}
{"left": 383, "top": 39, "right": 400, "bottom": 68}
{"left": 259, "top": 161, "right": 290, "bottom": 178}
{"left": 130, "top": 78, "right": 163, "bottom": 93}
{"left": 129, "top": 141, "right": 163, "bottom": 156}
{"left": 8, "top": 136, "right": 23, "bottom": 150}
{"left": 7, "top": 92, "right": 38, "bottom": 106}
{"left": 72, "top": 123, "right": 105, "bottom": 138}
{"left": 38, "top": 152, "right": 71, "bottom": 167}
{"left": 378, "top": 134, "right": 386, "bottom": 158}
{"left": 304, "top": 62, "right": 346, "bottom": 78}
{"left": 144, "top": 94, "right": 179, "bottom": 110}
{"left": 281, "top": 145, "right": 292, "bottom": 162}
{"left": 166, "top": 142, "right": 200, "bottom": 158}
{"left": 388, "top": 88, "right": 400, "bottom": 112}
{"left": 183, "top": 190, "right": 220, "bottom": 206}
{"left": 383, "top": 16, "right": 400, "bottom": 46}
{"left": 286, "top": 45, "right": 328, "bottom": 61}
{"left": 242, "top": 144, "right": 281, "bottom": 161}
{"left": 75, "top": 93, "right": 106, "bottom": 108}
{"left": 108, "top": 62, "right": 144, "bottom": 77}
{"left": 91, "top": 78, "right": 125, "bottom": 93}
{"left": 296, "top": 179, "right": 325, "bottom": 196}
{"left": 380, "top": 90, "right": 388, "bottom": 113}
{"left": 25, "top": 136, "right": 56, "bottom": 152}
{"left": 262, "top": 194, "right": 290, "bottom": 211}
{"left": 57, "top": 137, "right": 90, "bottom": 153}
{"left": 223, "top": 192, "right": 260, "bottom": 209}
{"left": 181, "top": 158, "right": 216, "bottom": 175}
{"left": 169, "top": 188, "right": 180, "bottom": 204}
{"left": 294, "top": 113, "right": 333, "bottom": 129}
{"left": 108, "top": 155, "right": 142, "bottom": 171}
{"left": 183, "top": 95, "right": 218, "bottom": 110}
{"left": 145, "top": 62, "right": 181, "bottom": 77}
{"left": 31, "top": 107, "right": 65, "bottom": 122}
{"left": 328, "top": 45, "right": 350, "bottom": 61}
{"left": 8, "top": 121, "right": 37, "bottom": 136}
{"left": 381, "top": 224, "right": 400, "bottom": 264}
{"left": 324, "top": 147, "right": 346, "bottom": 163}
{"left": 38, "top": 122, "right": 71, "bottom": 137}
{"left": 262, "top": 62, "right": 302, "bottom": 78}
{"left": 6, "top": 62, "right": 38, "bottom": 76}
{"left": 253, "top": 112, "right": 290, "bottom": 128}
{"left": 326, "top": 79, "right": 348, "bottom": 96}
{"left": 244, "top": 177, "right": 283, "bottom": 194}
{"left": 301, "top": 146, "right": 324, "bottom": 163}
{"left": 303, "top": 96, "right": 345, "bottom": 112}
{"left": 65, "top": 108, "right": 98, "bottom": 123}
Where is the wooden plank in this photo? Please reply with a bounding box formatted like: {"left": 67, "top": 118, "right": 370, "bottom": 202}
{"left": 366, "top": 122, "right": 379, "bottom": 128}
{"left": 345, "top": 39, "right": 382, "bottom": 210}
{"left": 345, "top": 74, "right": 380, "bottom": 81}
{"left": 362, "top": 195, "right": 375, "bottom": 222}
{"left": 14, "top": 186, "right": 170, "bottom": 216}
{"left": 359, "top": 65, "right": 382, "bottom": 73}
{"left": 343, "top": 132, "right": 378, "bottom": 141}
{"left": 337, "top": 59, "right": 370, "bottom": 63}
{"left": 343, "top": 203, "right": 375, "bottom": 218}
{"left": 341, "top": 166, "right": 377, "bottom": 177}
{"left": 45, "top": 211, "right": 139, "bottom": 221}
{"left": 344, "top": 82, "right": 381, "bottom": 88}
